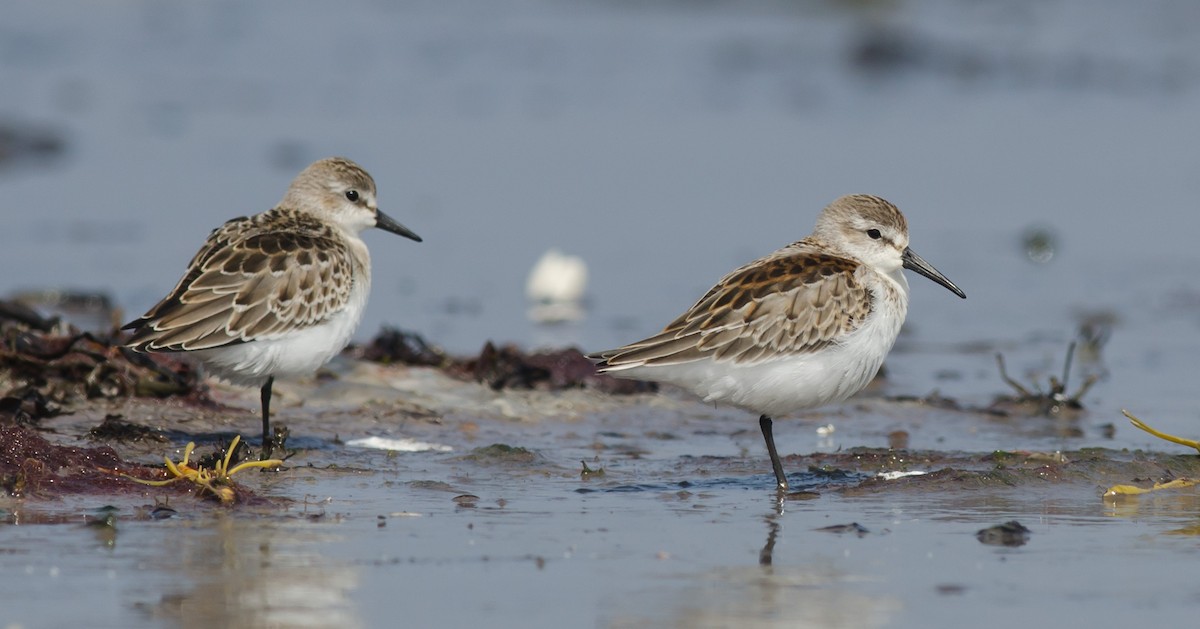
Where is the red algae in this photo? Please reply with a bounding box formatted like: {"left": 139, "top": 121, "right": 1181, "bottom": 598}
{"left": 0, "top": 423, "right": 235, "bottom": 501}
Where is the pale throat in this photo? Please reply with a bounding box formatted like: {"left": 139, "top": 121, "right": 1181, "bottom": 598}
{"left": 881, "top": 265, "right": 910, "bottom": 298}
{"left": 347, "top": 237, "right": 372, "bottom": 284}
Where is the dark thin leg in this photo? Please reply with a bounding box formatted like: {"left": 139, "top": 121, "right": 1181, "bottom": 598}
{"left": 260, "top": 377, "right": 274, "bottom": 458}
{"left": 759, "top": 415, "right": 789, "bottom": 492}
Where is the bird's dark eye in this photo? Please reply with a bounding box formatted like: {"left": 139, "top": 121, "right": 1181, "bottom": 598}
{"left": 345, "top": 190, "right": 360, "bottom": 202}
{"left": 867, "top": 229, "right": 882, "bottom": 240}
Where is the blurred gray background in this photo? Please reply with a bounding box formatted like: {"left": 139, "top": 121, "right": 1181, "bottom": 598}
{"left": 3, "top": 0, "right": 1200, "bottom": 435}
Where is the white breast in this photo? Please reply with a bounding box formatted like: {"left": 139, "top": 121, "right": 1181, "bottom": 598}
{"left": 624, "top": 270, "right": 909, "bottom": 417}
{"left": 192, "top": 244, "right": 372, "bottom": 387}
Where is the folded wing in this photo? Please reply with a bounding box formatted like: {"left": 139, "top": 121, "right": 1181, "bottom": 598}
{"left": 593, "top": 250, "right": 872, "bottom": 368}
{"left": 123, "top": 217, "right": 353, "bottom": 352}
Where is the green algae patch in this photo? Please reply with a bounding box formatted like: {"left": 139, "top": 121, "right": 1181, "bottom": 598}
{"left": 459, "top": 444, "right": 540, "bottom": 465}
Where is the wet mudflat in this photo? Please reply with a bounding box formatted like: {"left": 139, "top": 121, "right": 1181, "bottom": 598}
{"left": 4, "top": 337, "right": 1200, "bottom": 628}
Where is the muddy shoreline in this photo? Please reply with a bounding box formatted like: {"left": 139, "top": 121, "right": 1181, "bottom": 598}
{"left": 3, "top": 304, "right": 1194, "bottom": 512}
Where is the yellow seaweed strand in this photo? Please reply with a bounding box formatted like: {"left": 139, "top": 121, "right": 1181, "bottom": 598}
{"left": 1122, "top": 409, "right": 1200, "bottom": 453}
{"left": 120, "top": 435, "right": 282, "bottom": 503}
{"left": 1105, "top": 478, "right": 1200, "bottom": 499}
{"left": 1102, "top": 411, "right": 1200, "bottom": 499}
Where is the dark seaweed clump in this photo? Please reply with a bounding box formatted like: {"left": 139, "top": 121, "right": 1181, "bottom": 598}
{"left": 354, "top": 326, "right": 449, "bottom": 367}
{"left": 455, "top": 341, "right": 657, "bottom": 394}
{"left": 356, "top": 328, "right": 656, "bottom": 395}
{"left": 0, "top": 298, "right": 202, "bottom": 425}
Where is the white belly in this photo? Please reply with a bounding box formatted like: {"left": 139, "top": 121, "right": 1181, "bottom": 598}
{"left": 618, "top": 281, "right": 907, "bottom": 417}
{"left": 191, "top": 279, "right": 369, "bottom": 387}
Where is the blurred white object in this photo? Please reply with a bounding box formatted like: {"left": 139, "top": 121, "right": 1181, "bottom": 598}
{"left": 346, "top": 436, "right": 452, "bottom": 452}
{"left": 526, "top": 248, "right": 588, "bottom": 323}
{"left": 877, "top": 470, "right": 928, "bottom": 480}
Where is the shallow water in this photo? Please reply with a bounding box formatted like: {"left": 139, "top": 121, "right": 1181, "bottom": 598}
{"left": 3, "top": 1, "right": 1200, "bottom": 627}
{"left": 5, "top": 373, "right": 1200, "bottom": 629}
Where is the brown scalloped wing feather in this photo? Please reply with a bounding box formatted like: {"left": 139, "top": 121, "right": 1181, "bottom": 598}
{"left": 123, "top": 212, "right": 354, "bottom": 352}
{"left": 595, "top": 251, "right": 872, "bottom": 367}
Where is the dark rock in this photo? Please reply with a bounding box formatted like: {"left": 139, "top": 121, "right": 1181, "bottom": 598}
{"left": 976, "top": 520, "right": 1031, "bottom": 547}
{"left": 816, "top": 522, "right": 869, "bottom": 537}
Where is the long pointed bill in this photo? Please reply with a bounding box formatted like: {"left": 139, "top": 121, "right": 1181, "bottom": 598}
{"left": 902, "top": 247, "right": 965, "bottom": 298}
{"left": 375, "top": 209, "right": 422, "bottom": 242}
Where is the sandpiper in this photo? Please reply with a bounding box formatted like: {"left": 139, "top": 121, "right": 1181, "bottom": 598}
{"left": 591, "top": 194, "right": 964, "bottom": 492}
{"left": 124, "top": 157, "right": 421, "bottom": 456}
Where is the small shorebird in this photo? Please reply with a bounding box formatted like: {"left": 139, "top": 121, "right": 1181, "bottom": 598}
{"left": 124, "top": 157, "right": 421, "bottom": 456}
{"left": 591, "top": 194, "right": 964, "bottom": 492}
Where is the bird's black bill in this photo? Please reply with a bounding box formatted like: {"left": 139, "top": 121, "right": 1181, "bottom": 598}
{"left": 375, "top": 209, "right": 422, "bottom": 242}
{"left": 902, "top": 247, "right": 965, "bottom": 298}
